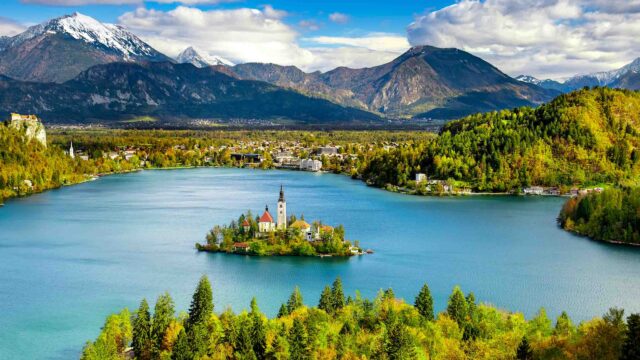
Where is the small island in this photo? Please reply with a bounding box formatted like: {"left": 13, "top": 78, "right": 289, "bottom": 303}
{"left": 196, "top": 186, "right": 367, "bottom": 256}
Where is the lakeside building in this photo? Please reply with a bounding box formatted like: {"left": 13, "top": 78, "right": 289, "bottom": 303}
{"left": 415, "top": 173, "right": 427, "bottom": 183}
{"left": 300, "top": 159, "right": 322, "bottom": 172}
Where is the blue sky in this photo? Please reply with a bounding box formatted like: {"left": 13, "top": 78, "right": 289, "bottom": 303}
{"left": 1, "top": 0, "right": 639, "bottom": 79}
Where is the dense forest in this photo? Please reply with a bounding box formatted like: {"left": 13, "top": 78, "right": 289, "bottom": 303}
{"left": 362, "top": 87, "right": 640, "bottom": 192}
{"left": 82, "top": 275, "right": 640, "bottom": 360}
{"left": 558, "top": 187, "right": 640, "bottom": 245}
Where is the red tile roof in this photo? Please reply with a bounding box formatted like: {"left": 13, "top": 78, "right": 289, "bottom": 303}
{"left": 242, "top": 219, "right": 250, "bottom": 227}
{"left": 259, "top": 210, "right": 273, "bottom": 223}
{"left": 233, "top": 242, "right": 250, "bottom": 248}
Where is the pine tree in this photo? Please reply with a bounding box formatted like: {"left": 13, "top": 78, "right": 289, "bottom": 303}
{"left": 622, "top": 313, "right": 640, "bottom": 360}
{"left": 289, "top": 318, "right": 310, "bottom": 360}
{"left": 286, "top": 287, "right": 303, "bottom": 313}
{"left": 383, "top": 320, "right": 416, "bottom": 360}
{"left": 516, "top": 336, "right": 533, "bottom": 360}
{"left": 331, "top": 277, "right": 345, "bottom": 311}
{"left": 151, "top": 292, "right": 175, "bottom": 354}
{"left": 252, "top": 314, "right": 267, "bottom": 359}
{"left": 132, "top": 299, "right": 152, "bottom": 360}
{"left": 277, "top": 303, "right": 289, "bottom": 318}
{"left": 414, "top": 283, "right": 434, "bottom": 321}
{"left": 187, "top": 275, "right": 213, "bottom": 329}
{"left": 383, "top": 288, "right": 395, "bottom": 301}
{"left": 250, "top": 298, "right": 267, "bottom": 360}
{"left": 236, "top": 316, "right": 255, "bottom": 359}
{"left": 554, "top": 311, "right": 574, "bottom": 336}
{"left": 171, "top": 329, "right": 191, "bottom": 360}
{"left": 318, "top": 285, "right": 333, "bottom": 313}
{"left": 446, "top": 286, "right": 468, "bottom": 327}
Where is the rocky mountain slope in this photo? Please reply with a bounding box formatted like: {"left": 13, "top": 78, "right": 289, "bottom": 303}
{"left": 0, "top": 12, "right": 170, "bottom": 83}
{"left": 0, "top": 61, "right": 380, "bottom": 124}
{"left": 231, "top": 46, "right": 557, "bottom": 119}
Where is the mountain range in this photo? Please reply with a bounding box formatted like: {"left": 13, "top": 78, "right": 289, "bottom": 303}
{"left": 517, "top": 57, "right": 640, "bottom": 92}
{"left": 229, "top": 46, "right": 556, "bottom": 119}
{"left": 0, "top": 12, "right": 620, "bottom": 125}
{"left": 0, "top": 61, "right": 380, "bottom": 124}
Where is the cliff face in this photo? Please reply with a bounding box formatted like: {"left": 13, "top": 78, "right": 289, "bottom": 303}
{"left": 8, "top": 114, "right": 47, "bottom": 147}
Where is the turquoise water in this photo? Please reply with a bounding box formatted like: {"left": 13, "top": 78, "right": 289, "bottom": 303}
{"left": 1, "top": 168, "right": 639, "bottom": 359}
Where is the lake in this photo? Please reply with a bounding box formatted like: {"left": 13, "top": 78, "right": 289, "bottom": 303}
{"left": 1, "top": 168, "right": 639, "bottom": 359}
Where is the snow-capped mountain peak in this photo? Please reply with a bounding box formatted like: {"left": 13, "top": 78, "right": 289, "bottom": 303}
{"left": 568, "top": 57, "right": 640, "bottom": 86}
{"left": 1, "top": 12, "right": 163, "bottom": 60}
{"left": 515, "top": 75, "right": 541, "bottom": 85}
{"left": 176, "top": 46, "right": 234, "bottom": 67}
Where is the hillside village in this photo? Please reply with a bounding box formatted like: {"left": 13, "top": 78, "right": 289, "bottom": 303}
{"left": 196, "top": 186, "right": 366, "bottom": 257}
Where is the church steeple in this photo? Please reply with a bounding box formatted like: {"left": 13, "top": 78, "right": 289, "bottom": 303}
{"left": 277, "top": 185, "right": 287, "bottom": 230}
{"left": 69, "top": 141, "right": 75, "bottom": 159}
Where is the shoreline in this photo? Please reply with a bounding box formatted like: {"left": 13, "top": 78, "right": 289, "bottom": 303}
{"left": 561, "top": 226, "right": 640, "bottom": 248}
{"left": 0, "top": 163, "right": 583, "bottom": 207}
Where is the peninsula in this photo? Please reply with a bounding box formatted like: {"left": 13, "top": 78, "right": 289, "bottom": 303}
{"left": 196, "top": 186, "right": 365, "bottom": 256}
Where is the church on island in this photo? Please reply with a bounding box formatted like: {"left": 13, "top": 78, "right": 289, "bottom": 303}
{"left": 197, "top": 185, "right": 364, "bottom": 257}
{"left": 249, "top": 186, "right": 330, "bottom": 241}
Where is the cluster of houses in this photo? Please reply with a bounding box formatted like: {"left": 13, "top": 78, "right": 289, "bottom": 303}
{"left": 523, "top": 186, "right": 604, "bottom": 197}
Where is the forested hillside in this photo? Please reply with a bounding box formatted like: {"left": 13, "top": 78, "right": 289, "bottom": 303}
{"left": 82, "top": 275, "right": 640, "bottom": 360}
{"left": 362, "top": 87, "right": 640, "bottom": 192}
{"left": 0, "top": 124, "right": 85, "bottom": 203}
{"left": 559, "top": 187, "right": 640, "bottom": 245}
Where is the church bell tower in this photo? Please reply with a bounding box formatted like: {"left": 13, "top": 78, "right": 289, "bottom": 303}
{"left": 277, "top": 185, "right": 287, "bottom": 230}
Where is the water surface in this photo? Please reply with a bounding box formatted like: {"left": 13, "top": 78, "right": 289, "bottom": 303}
{"left": 1, "top": 168, "right": 639, "bottom": 359}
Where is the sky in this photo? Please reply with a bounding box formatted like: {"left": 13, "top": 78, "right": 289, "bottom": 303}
{"left": 1, "top": 0, "right": 640, "bottom": 80}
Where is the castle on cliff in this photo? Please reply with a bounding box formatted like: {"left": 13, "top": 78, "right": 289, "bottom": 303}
{"left": 7, "top": 113, "right": 47, "bottom": 147}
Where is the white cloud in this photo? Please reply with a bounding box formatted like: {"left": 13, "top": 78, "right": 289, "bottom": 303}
{"left": 328, "top": 12, "right": 349, "bottom": 24}
{"left": 118, "top": 6, "right": 404, "bottom": 72}
{"left": 118, "top": 6, "right": 311, "bottom": 66}
{"left": 0, "top": 17, "right": 26, "bottom": 36}
{"left": 298, "top": 20, "right": 320, "bottom": 31}
{"left": 305, "top": 47, "right": 403, "bottom": 72}
{"left": 307, "top": 34, "right": 409, "bottom": 53}
{"left": 21, "top": 0, "right": 140, "bottom": 4}
{"left": 407, "top": 0, "right": 640, "bottom": 79}
{"left": 21, "top": 0, "right": 230, "bottom": 5}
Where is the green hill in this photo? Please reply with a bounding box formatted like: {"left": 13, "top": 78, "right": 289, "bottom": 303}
{"left": 362, "top": 87, "right": 640, "bottom": 192}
